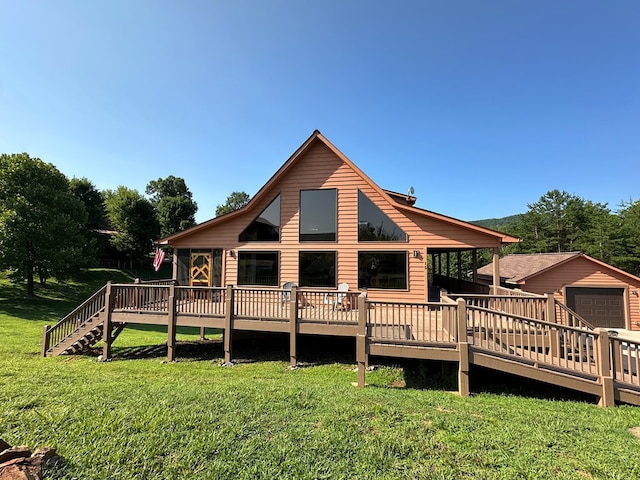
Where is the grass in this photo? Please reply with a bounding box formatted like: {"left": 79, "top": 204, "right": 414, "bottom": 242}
{"left": 2, "top": 270, "right": 640, "bottom": 479}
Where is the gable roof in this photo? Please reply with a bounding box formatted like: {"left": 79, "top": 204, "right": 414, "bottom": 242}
{"left": 160, "top": 130, "right": 519, "bottom": 245}
{"left": 477, "top": 252, "right": 640, "bottom": 285}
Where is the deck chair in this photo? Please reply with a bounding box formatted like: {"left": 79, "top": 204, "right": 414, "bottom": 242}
{"left": 281, "top": 282, "right": 296, "bottom": 304}
{"left": 333, "top": 283, "right": 350, "bottom": 311}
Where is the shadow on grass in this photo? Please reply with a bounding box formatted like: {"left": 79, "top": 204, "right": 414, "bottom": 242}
{"left": 101, "top": 332, "right": 358, "bottom": 365}
{"left": 468, "top": 365, "right": 595, "bottom": 403}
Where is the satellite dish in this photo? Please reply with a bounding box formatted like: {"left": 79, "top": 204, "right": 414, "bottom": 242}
{"left": 408, "top": 186, "right": 415, "bottom": 196}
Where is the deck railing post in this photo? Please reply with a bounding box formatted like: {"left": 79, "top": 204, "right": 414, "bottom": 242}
{"left": 102, "top": 282, "right": 113, "bottom": 360}
{"left": 356, "top": 294, "right": 368, "bottom": 387}
{"left": 167, "top": 283, "right": 177, "bottom": 362}
{"left": 595, "top": 328, "right": 615, "bottom": 407}
{"left": 545, "top": 293, "right": 556, "bottom": 324}
{"left": 290, "top": 286, "right": 298, "bottom": 367}
{"left": 41, "top": 325, "right": 51, "bottom": 357}
{"left": 456, "top": 298, "right": 470, "bottom": 396}
{"left": 223, "top": 285, "right": 234, "bottom": 364}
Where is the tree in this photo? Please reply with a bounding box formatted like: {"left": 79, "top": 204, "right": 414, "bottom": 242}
{"left": 0, "top": 153, "right": 88, "bottom": 296}
{"left": 104, "top": 186, "right": 159, "bottom": 264}
{"left": 69, "top": 177, "right": 108, "bottom": 230}
{"left": 216, "top": 191, "right": 250, "bottom": 217}
{"left": 145, "top": 175, "right": 197, "bottom": 238}
{"left": 614, "top": 199, "right": 640, "bottom": 276}
{"left": 69, "top": 177, "right": 108, "bottom": 265}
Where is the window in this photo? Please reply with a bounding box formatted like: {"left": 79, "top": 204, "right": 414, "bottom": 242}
{"left": 239, "top": 195, "right": 280, "bottom": 242}
{"left": 300, "top": 189, "right": 336, "bottom": 241}
{"left": 358, "top": 190, "right": 407, "bottom": 241}
{"left": 358, "top": 251, "right": 407, "bottom": 289}
{"left": 238, "top": 252, "right": 279, "bottom": 286}
{"left": 299, "top": 251, "right": 336, "bottom": 287}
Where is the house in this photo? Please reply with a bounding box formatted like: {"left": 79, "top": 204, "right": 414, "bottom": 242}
{"left": 43, "top": 131, "right": 640, "bottom": 406}
{"left": 476, "top": 252, "right": 640, "bottom": 331}
{"left": 160, "top": 130, "right": 519, "bottom": 300}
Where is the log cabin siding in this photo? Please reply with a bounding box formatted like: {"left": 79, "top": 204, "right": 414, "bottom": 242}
{"left": 523, "top": 257, "right": 640, "bottom": 330}
{"left": 169, "top": 135, "right": 511, "bottom": 303}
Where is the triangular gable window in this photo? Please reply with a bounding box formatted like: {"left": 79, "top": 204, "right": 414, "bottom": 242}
{"left": 239, "top": 195, "right": 280, "bottom": 242}
{"left": 358, "top": 190, "right": 407, "bottom": 242}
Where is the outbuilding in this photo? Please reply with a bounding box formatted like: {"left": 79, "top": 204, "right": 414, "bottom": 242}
{"left": 477, "top": 252, "right": 640, "bottom": 331}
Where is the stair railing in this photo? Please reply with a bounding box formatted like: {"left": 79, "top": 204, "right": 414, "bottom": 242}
{"left": 43, "top": 285, "right": 108, "bottom": 356}
{"left": 555, "top": 301, "right": 595, "bottom": 330}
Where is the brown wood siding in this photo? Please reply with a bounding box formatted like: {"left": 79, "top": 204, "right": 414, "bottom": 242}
{"left": 522, "top": 257, "right": 640, "bottom": 331}
{"left": 172, "top": 140, "right": 506, "bottom": 303}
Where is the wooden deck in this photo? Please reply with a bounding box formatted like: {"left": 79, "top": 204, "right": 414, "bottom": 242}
{"left": 42, "top": 282, "right": 640, "bottom": 407}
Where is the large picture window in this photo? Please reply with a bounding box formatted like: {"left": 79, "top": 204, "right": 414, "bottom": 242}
{"left": 358, "top": 190, "right": 407, "bottom": 242}
{"left": 299, "top": 251, "right": 336, "bottom": 287}
{"left": 299, "top": 189, "right": 337, "bottom": 241}
{"left": 358, "top": 251, "right": 407, "bottom": 290}
{"left": 239, "top": 195, "right": 280, "bottom": 242}
{"left": 238, "top": 252, "right": 279, "bottom": 286}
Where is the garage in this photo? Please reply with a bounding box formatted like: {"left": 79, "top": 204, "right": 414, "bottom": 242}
{"left": 566, "top": 287, "right": 626, "bottom": 329}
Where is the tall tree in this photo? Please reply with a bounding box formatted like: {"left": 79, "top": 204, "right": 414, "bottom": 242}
{"left": 69, "top": 177, "right": 108, "bottom": 265}
{"left": 615, "top": 199, "right": 640, "bottom": 276}
{"left": 104, "top": 186, "right": 159, "bottom": 264}
{"left": 69, "top": 177, "right": 108, "bottom": 230}
{"left": 216, "top": 191, "right": 250, "bottom": 217}
{"left": 145, "top": 175, "right": 197, "bottom": 237}
{"left": 0, "top": 153, "right": 88, "bottom": 296}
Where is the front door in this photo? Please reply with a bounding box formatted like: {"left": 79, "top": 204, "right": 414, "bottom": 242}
{"left": 190, "top": 252, "right": 211, "bottom": 287}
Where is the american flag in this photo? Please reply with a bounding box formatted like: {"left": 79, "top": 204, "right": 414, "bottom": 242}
{"left": 153, "top": 247, "right": 166, "bottom": 272}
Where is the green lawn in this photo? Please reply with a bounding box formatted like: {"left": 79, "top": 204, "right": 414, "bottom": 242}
{"left": 1, "top": 270, "right": 640, "bottom": 479}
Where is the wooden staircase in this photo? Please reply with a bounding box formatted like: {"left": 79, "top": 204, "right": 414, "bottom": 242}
{"left": 42, "top": 284, "right": 126, "bottom": 357}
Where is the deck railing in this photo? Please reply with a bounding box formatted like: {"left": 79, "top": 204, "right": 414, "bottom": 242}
{"left": 175, "top": 286, "right": 227, "bottom": 317}
{"left": 234, "top": 288, "right": 291, "bottom": 320}
{"left": 111, "top": 284, "right": 171, "bottom": 312}
{"left": 611, "top": 336, "right": 640, "bottom": 388}
{"left": 449, "top": 293, "right": 549, "bottom": 322}
{"left": 295, "top": 290, "right": 359, "bottom": 324}
{"left": 367, "top": 300, "right": 458, "bottom": 344}
{"left": 45, "top": 282, "right": 640, "bottom": 405}
{"left": 138, "top": 278, "right": 176, "bottom": 286}
{"left": 555, "top": 301, "right": 595, "bottom": 330}
{"left": 492, "top": 286, "right": 540, "bottom": 297}
{"left": 467, "top": 305, "right": 600, "bottom": 377}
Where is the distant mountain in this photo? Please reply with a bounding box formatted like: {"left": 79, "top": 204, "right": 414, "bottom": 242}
{"left": 470, "top": 214, "right": 524, "bottom": 231}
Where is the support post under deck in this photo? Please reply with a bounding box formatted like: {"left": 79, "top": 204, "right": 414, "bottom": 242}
{"left": 102, "top": 282, "right": 113, "bottom": 360}
{"left": 356, "top": 294, "right": 368, "bottom": 387}
{"left": 167, "top": 283, "right": 177, "bottom": 362}
{"left": 457, "top": 298, "right": 470, "bottom": 397}
{"left": 289, "top": 286, "right": 298, "bottom": 367}
{"left": 223, "top": 285, "right": 234, "bottom": 364}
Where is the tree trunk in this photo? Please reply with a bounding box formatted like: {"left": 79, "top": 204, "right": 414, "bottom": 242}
{"left": 27, "top": 269, "right": 35, "bottom": 298}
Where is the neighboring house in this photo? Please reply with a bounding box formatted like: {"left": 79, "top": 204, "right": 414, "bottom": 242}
{"left": 476, "top": 252, "right": 640, "bottom": 331}
{"left": 160, "top": 130, "right": 519, "bottom": 302}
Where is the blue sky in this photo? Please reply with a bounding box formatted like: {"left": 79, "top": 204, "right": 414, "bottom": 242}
{"left": 1, "top": 1, "right": 638, "bottom": 223}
